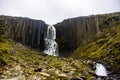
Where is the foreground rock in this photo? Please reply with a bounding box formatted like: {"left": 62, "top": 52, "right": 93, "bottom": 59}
{"left": 0, "top": 41, "right": 96, "bottom": 80}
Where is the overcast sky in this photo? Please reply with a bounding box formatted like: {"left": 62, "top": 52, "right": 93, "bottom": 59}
{"left": 0, "top": 0, "right": 120, "bottom": 24}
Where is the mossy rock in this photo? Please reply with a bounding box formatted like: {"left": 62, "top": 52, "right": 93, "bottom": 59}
{"left": 0, "top": 56, "right": 7, "bottom": 66}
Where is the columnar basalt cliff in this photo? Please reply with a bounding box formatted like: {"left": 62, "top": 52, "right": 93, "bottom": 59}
{"left": 0, "top": 16, "right": 47, "bottom": 51}
{"left": 54, "top": 16, "right": 100, "bottom": 55}
{"left": 54, "top": 12, "right": 120, "bottom": 56}
{"left": 0, "top": 17, "right": 5, "bottom": 42}
{"left": 0, "top": 12, "right": 119, "bottom": 55}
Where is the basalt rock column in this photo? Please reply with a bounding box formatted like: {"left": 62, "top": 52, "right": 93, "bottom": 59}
{"left": 55, "top": 17, "right": 100, "bottom": 56}
{"left": 0, "top": 16, "right": 47, "bottom": 51}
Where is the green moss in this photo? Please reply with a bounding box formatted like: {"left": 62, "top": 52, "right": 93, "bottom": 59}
{"left": 0, "top": 39, "right": 97, "bottom": 79}
{"left": 0, "top": 35, "right": 5, "bottom": 42}
{"left": 0, "top": 41, "right": 11, "bottom": 65}
{"left": 96, "top": 38, "right": 108, "bottom": 45}
{"left": 0, "top": 56, "right": 7, "bottom": 65}
{"left": 71, "top": 25, "right": 120, "bottom": 74}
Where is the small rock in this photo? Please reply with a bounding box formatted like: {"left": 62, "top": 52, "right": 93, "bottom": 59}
{"left": 39, "top": 72, "right": 50, "bottom": 77}
{"left": 19, "top": 71, "right": 24, "bottom": 74}
{"left": 67, "top": 71, "right": 74, "bottom": 78}
{"left": 34, "top": 68, "right": 42, "bottom": 72}
{"left": 87, "top": 60, "right": 92, "bottom": 65}
{"left": 55, "top": 70, "right": 68, "bottom": 78}
{"left": 47, "top": 68, "right": 55, "bottom": 75}
{"left": 0, "top": 77, "right": 18, "bottom": 80}
{"left": 71, "top": 77, "right": 83, "bottom": 80}
{"left": 14, "top": 65, "right": 21, "bottom": 71}
{"left": 79, "top": 76, "right": 87, "bottom": 80}
{"left": 41, "top": 69, "right": 47, "bottom": 72}
{"left": 90, "top": 77, "right": 96, "bottom": 80}
{"left": 29, "top": 75, "right": 36, "bottom": 80}
{"left": 18, "top": 75, "right": 25, "bottom": 80}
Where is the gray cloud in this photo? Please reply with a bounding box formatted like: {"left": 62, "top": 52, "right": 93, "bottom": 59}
{"left": 0, "top": 0, "right": 120, "bottom": 24}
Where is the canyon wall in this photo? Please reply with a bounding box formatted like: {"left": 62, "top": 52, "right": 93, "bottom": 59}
{"left": 0, "top": 12, "right": 119, "bottom": 55}
{"left": 0, "top": 16, "right": 47, "bottom": 51}
{"left": 54, "top": 16, "right": 100, "bottom": 56}
{"left": 54, "top": 12, "right": 120, "bottom": 56}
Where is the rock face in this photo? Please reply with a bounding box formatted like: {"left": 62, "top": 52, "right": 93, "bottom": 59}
{"left": 0, "top": 17, "right": 5, "bottom": 42}
{"left": 0, "top": 12, "right": 119, "bottom": 55}
{"left": 1, "top": 15, "right": 101, "bottom": 55}
{"left": 0, "top": 16, "right": 47, "bottom": 51}
{"left": 54, "top": 12, "right": 120, "bottom": 56}
{"left": 54, "top": 16, "right": 100, "bottom": 56}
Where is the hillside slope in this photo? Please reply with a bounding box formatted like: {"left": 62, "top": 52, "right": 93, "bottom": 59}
{"left": 0, "top": 39, "right": 96, "bottom": 80}
{"left": 71, "top": 24, "right": 120, "bottom": 78}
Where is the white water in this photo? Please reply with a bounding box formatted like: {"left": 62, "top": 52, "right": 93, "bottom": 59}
{"left": 95, "top": 63, "right": 107, "bottom": 77}
{"left": 44, "top": 25, "right": 58, "bottom": 56}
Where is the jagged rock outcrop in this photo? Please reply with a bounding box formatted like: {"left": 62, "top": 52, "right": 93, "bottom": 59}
{"left": 54, "top": 12, "right": 120, "bottom": 56}
{"left": 0, "top": 16, "right": 47, "bottom": 51}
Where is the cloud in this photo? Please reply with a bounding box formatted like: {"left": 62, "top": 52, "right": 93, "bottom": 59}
{"left": 0, "top": 0, "right": 120, "bottom": 24}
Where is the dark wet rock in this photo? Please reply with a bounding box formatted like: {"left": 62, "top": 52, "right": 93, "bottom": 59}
{"left": 34, "top": 68, "right": 42, "bottom": 72}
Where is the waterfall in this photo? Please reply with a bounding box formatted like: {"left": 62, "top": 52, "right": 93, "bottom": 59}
{"left": 44, "top": 25, "right": 58, "bottom": 56}
{"left": 95, "top": 63, "right": 107, "bottom": 77}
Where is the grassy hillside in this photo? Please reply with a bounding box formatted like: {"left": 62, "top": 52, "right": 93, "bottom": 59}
{"left": 0, "top": 39, "right": 96, "bottom": 80}
{"left": 71, "top": 24, "right": 120, "bottom": 75}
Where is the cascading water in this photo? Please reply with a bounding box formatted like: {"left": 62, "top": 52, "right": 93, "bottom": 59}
{"left": 95, "top": 63, "right": 107, "bottom": 77}
{"left": 94, "top": 62, "right": 118, "bottom": 80}
{"left": 44, "top": 25, "right": 58, "bottom": 56}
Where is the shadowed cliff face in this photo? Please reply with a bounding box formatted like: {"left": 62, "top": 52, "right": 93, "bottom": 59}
{"left": 54, "top": 16, "right": 100, "bottom": 56}
{"left": 54, "top": 12, "right": 120, "bottom": 56}
{"left": 0, "top": 17, "right": 5, "bottom": 42}
{"left": 0, "top": 16, "right": 47, "bottom": 51}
